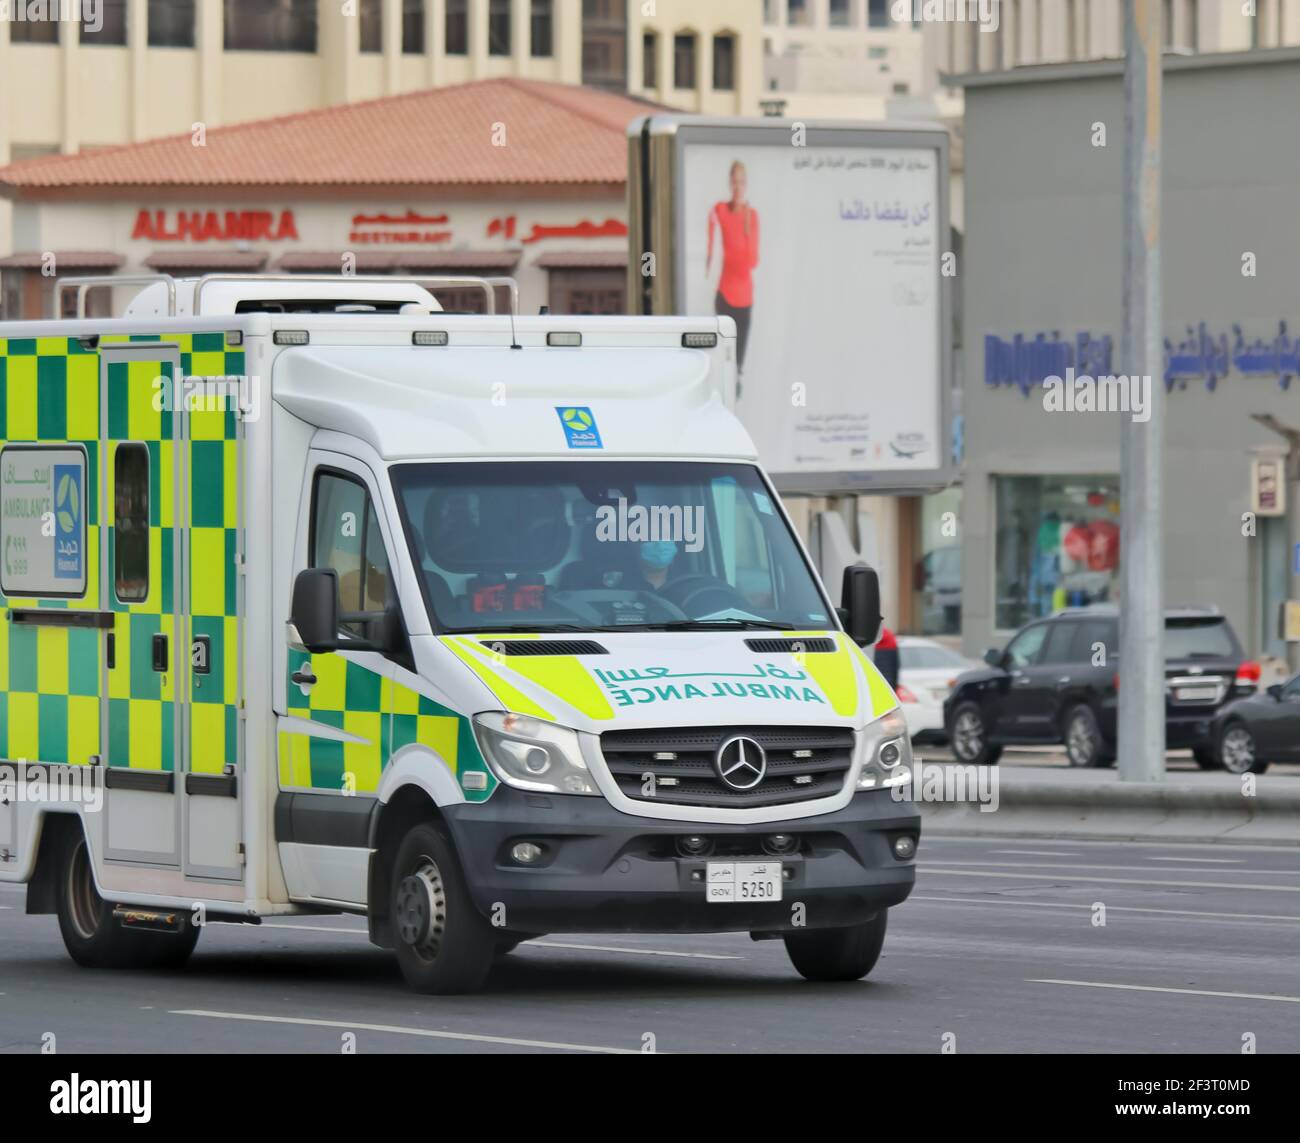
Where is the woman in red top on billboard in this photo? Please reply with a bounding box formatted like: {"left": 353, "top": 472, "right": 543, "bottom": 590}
{"left": 706, "top": 161, "right": 760, "bottom": 387}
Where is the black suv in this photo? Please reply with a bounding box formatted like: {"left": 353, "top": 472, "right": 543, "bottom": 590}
{"left": 944, "top": 607, "right": 1257, "bottom": 767}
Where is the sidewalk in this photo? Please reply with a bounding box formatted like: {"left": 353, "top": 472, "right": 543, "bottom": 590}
{"left": 917, "top": 763, "right": 1300, "bottom": 846}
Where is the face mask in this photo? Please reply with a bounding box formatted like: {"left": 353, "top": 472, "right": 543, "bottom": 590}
{"left": 640, "top": 541, "right": 678, "bottom": 570}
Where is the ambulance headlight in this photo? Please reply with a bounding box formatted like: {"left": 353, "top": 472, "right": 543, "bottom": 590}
{"left": 473, "top": 712, "right": 598, "bottom": 796}
{"left": 857, "top": 709, "right": 913, "bottom": 790}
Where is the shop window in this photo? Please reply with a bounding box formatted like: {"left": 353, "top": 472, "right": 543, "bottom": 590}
{"left": 531, "top": 0, "right": 553, "bottom": 57}
{"left": 713, "top": 34, "right": 736, "bottom": 92}
{"left": 402, "top": 0, "right": 425, "bottom": 54}
{"left": 911, "top": 486, "right": 963, "bottom": 637}
{"left": 547, "top": 269, "right": 627, "bottom": 316}
{"left": 224, "top": 0, "right": 317, "bottom": 53}
{"left": 114, "top": 445, "right": 151, "bottom": 604}
{"left": 489, "top": 0, "right": 512, "bottom": 56}
{"left": 82, "top": 0, "right": 128, "bottom": 45}
{"left": 360, "top": 0, "right": 383, "bottom": 53}
{"left": 674, "top": 33, "right": 697, "bottom": 89}
{"left": 445, "top": 0, "right": 469, "bottom": 55}
{"left": 149, "top": 0, "right": 196, "bottom": 48}
{"left": 994, "top": 475, "right": 1121, "bottom": 631}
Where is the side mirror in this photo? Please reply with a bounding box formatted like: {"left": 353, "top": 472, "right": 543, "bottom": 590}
{"left": 840, "top": 564, "right": 883, "bottom": 646}
{"left": 983, "top": 647, "right": 1003, "bottom": 668}
{"left": 1268, "top": 683, "right": 1284, "bottom": 700}
{"left": 290, "top": 568, "right": 341, "bottom": 654}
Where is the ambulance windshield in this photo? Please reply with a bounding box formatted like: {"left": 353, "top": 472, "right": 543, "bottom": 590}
{"left": 390, "top": 461, "right": 834, "bottom": 635}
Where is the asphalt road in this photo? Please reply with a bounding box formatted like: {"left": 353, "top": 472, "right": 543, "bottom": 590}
{"left": 2, "top": 835, "right": 1298, "bottom": 1054}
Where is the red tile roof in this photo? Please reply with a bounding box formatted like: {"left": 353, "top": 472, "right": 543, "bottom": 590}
{"left": 0, "top": 79, "right": 659, "bottom": 198}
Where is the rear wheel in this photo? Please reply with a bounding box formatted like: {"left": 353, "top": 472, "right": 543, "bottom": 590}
{"left": 1217, "top": 723, "right": 1269, "bottom": 775}
{"left": 390, "top": 821, "right": 497, "bottom": 994}
{"left": 949, "top": 702, "right": 1002, "bottom": 766}
{"left": 56, "top": 831, "right": 199, "bottom": 969}
{"left": 1064, "top": 705, "right": 1108, "bottom": 768}
{"left": 785, "top": 911, "right": 888, "bottom": 982}
{"left": 1192, "top": 746, "right": 1219, "bottom": 770}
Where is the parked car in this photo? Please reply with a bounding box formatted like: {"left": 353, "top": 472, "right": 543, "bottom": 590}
{"left": 895, "top": 636, "right": 980, "bottom": 744}
{"left": 944, "top": 607, "right": 1259, "bottom": 767}
{"left": 1210, "top": 673, "right": 1300, "bottom": 774}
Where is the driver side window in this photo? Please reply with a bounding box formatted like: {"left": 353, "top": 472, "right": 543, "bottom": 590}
{"left": 311, "top": 471, "right": 391, "bottom": 637}
{"left": 1005, "top": 623, "right": 1049, "bottom": 669}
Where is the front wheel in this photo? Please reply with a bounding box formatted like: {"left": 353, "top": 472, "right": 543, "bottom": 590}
{"left": 56, "top": 831, "right": 199, "bottom": 969}
{"left": 785, "top": 911, "right": 888, "bottom": 982}
{"left": 390, "top": 821, "right": 498, "bottom": 994}
{"left": 949, "top": 702, "right": 1002, "bottom": 766}
{"left": 1217, "top": 723, "right": 1270, "bottom": 775}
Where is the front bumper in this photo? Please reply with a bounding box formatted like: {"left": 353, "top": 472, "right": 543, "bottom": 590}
{"left": 441, "top": 786, "right": 920, "bottom": 934}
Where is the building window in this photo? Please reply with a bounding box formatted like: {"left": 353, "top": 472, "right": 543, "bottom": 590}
{"left": 402, "top": 0, "right": 425, "bottom": 54}
{"left": 674, "top": 33, "right": 697, "bottom": 89}
{"left": 911, "top": 487, "right": 964, "bottom": 637}
{"left": 994, "top": 476, "right": 1121, "bottom": 631}
{"left": 1187, "top": 0, "right": 1198, "bottom": 51}
{"left": 642, "top": 31, "right": 658, "bottom": 86}
{"left": 712, "top": 34, "right": 736, "bottom": 91}
{"left": 82, "top": 0, "right": 128, "bottom": 46}
{"left": 0, "top": 272, "right": 22, "bottom": 320}
{"left": 489, "top": 0, "right": 512, "bottom": 55}
{"left": 868, "top": 0, "right": 889, "bottom": 28}
{"left": 114, "top": 445, "right": 151, "bottom": 605}
{"left": 581, "top": 0, "right": 627, "bottom": 91}
{"left": 224, "top": 0, "right": 318, "bottom": 53}
{"left": 148, "top": 0, "right": 196, "bottom": 48}
{"left": 547, "top": 269, "right": 627, "bottom": 315}
{"left": 360, "top": 0, "right": 383, "bottom": 53}
{"left": 446, "top": 0, "right": 469, "bottom": 55}
{"left": 787, "top": 0, "right": 810, "bottom": 27}
{"left": 1163, "top": 0, "right": 1174, "bottom": 48}
{"left": 830, "top": 0, "right": 852, "bottom": 28}
{"left": 531, "top": 0, "right": 554, "bottom": 57}
{"left": 11, "top": 11, "right": 60, "bottom": 42}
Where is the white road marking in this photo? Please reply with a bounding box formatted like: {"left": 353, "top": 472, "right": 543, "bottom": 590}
{"left": 1148, "top": 856, "right": 1242, "bottom": 864}
{"left": 989, "top": 850, "right": 1080, "bottom": 857}
{"left": 1028, "top": 979, "right": 1300, "bottom": 1005}
{"left": 920, "top": 860, "right": 1298, "bottom": 876}
{"left": 920, "top": 835, "right": 1300, "bottom": 854}
{"left": 911, "top": 895, "right": 1300, "bottom": 923}
{"left": 171, "top": 1009, "right": 641, "bottom": 1053}
{"left": 533, "top": 941, "right": 743, "bottom": 960}
{"left": 920, "top": 868, "right": 1300, "bottom": 892}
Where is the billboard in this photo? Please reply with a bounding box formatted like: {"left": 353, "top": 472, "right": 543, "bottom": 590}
{"left": 630, "top": 118, "right": 952, "bottom": 494}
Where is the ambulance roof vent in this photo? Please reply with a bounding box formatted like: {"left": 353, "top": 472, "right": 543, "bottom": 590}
{"left": 477, "top": 640, "right": 609, "bottom": 657}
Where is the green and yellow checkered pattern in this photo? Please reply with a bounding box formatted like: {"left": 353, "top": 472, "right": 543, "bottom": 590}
{"left": 0, "top": 331, "right": 244, "bottom": 772}
{"left": 280, "top": 650, "right": 494, "bottom": 802}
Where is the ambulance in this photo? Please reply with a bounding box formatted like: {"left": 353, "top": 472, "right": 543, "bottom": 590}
{"left": 0, "top": 273, "right": 918, "bottom": 993}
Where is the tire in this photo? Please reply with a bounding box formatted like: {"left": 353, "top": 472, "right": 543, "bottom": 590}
{"left": 1192, "top": 746, "right": 1219, "bottom": 770}
{"left": 1063, "top": 705, "right": 1108, "bottom": 768}
{"left": 1217, "top": 722, "right": 1270, "bottom": 775}
{"left": 56, "top": 831, "right": 199, "bottom": 970}
{"left": 785, "top": 910, "right": 888, "bottom": 982}
{"left": 949, "top": 702, "right": 1002, "bottom": 766}
{"left": 390, "top": 821, "right": 497, "bottom": 994}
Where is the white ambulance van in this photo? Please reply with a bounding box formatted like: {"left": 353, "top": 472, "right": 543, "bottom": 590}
{"left": 0, "top": 274, "right": 917, "bottom": 993}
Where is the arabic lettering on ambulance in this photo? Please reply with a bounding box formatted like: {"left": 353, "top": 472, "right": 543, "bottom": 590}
{"left": 984, "top": 321, "right": 1300, "bottom": 394}
{"left": 593, "top": 664, "right": 824, "bottom": 708}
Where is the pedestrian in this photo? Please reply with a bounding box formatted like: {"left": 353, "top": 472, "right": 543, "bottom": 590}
{"left": 874, "top": 625, "right": 900, "bottom": 690}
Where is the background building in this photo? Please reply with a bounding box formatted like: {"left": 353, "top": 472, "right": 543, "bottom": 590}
{"left": 0, "top": 0, "right": 762, "bottom": 256}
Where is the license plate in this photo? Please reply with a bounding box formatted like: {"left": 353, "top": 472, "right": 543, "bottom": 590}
{"left": 1174, "top": 685, "right": 1217, "bottom": 703}
{"left": 705, "top": 861, "right": 783, "bottom": 903}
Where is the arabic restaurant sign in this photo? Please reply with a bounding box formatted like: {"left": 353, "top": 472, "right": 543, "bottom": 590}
{"left": 985, "top": 321, "right": 1300, "bottom": 394}
{"left": 1, "top": 446, "right": 87, "bottom": 599}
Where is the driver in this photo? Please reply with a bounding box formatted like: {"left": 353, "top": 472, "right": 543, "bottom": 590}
{"left": 634, "top": 540, "right": 679, "bottom": 592}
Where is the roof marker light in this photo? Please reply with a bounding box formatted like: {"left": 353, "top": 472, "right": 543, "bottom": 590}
{"left": 273, "top": 330, "right": 309, "bottom": 346}
{"left": 413, "top": 330, "right": 449, "bottom": 347}
{"left": 547, "top": 332, "right": 582, "bottom": 347}
{"left": 682, "top": 332, "right": 718, "bottom": 348}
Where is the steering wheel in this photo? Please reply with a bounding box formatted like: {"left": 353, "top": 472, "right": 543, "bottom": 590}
{"left": 658, "top": 574, "right": 750, "bottom": 616}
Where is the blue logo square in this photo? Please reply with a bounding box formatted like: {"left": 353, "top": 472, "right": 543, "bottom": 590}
{"left": 556, "top": 406, "right": 603, "bottom": 449}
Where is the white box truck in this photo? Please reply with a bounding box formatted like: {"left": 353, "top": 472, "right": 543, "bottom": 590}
{"left": 0, "top": 273, "right": 917, "bottom": 993}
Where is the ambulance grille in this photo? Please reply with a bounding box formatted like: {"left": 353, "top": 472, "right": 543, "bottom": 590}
{"left": 599, "top": 725, "right": 855, "bottom": 809}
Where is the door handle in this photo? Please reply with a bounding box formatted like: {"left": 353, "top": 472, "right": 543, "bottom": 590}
{"left": 291, "top": 666, "right": 317, "bottom": 690}
{"left": 1013, "top": 676, "right": 1032, "bottom": 687}
{"left": 151, "top": 633, "right": 168, "bottom": 673}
